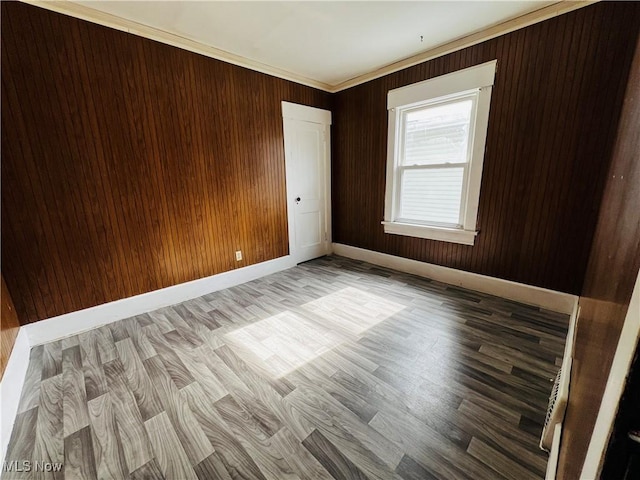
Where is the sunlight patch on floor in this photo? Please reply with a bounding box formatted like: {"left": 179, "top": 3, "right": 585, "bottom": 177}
{"left": 224, "top": 287, "right": 405, "bottom": 377}
{"left": 302, "top": 287, "right": 406, "bottom": 335}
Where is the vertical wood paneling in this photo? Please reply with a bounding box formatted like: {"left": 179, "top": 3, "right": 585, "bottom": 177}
{"left": 558, "top": 33, "right": 640, "bottom": 480}
{"left": 332, "top": 1, "right": 640, "bottom": 294}
{"left": 1, "top": 2, "right": 331, "bottom": 324}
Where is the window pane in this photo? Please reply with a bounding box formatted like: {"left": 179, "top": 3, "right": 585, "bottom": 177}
{"left": 399, "top": 167, "right": 464, "bottom": 225}
{"left": 403, "top": 99, "right": 473, "bottom": 166}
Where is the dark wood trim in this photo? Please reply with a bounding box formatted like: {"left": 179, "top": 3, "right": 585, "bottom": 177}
{"left": 1, "top": 276, "right": 21, "bottom": 379}
{"left": 558, "top": 32, "right": 640, "bottom": 480}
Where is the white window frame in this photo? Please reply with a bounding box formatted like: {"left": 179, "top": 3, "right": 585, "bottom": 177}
{"left": 382, "top": 60, "right": 497, "bottom": 245}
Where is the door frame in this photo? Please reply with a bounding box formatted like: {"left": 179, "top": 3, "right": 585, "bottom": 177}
{"left": 281, "top": 101, "right": 332, "bottom": 264}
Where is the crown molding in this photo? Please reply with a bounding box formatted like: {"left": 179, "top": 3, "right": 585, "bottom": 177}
{"left": 21, "top": 0, "right": 334, "bottom": 92}
{"left": 332, "top": 1, "right": 598, "bottom": 92}
{"left": 22, "top": 1, "right": 597, "bottom": 94}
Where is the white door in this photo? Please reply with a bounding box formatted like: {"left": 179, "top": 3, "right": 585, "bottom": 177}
{"left": 282, "top": 102, "right": 331, "bottom": 264}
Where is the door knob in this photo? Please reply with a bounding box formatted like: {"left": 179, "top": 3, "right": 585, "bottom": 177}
{"left": 295, "top": 197, "right": 301, "bottom": 203}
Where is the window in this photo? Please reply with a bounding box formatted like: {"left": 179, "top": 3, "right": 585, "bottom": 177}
{"left": 383, "top": 60, "right": 496, "bottom": 245}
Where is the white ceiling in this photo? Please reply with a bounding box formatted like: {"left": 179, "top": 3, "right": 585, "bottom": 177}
{"left": 72, "top": 1, "right": 559, "bottom": 89}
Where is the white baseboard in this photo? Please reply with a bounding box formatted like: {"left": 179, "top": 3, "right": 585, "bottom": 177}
{"left": 1, "top": 245, "right": 575, "bottom": 464}
{"left": 24, "top": 255, "right": 296, "bottom": 346}
{"left": 1, "top": 254, "right": 296, "bottom": 464}
{"left": 332, "top": 243, "right": 577, "bottom": 314}
{"left": 545, "top": 423, "right": 563, "bottom": 480}
{"left": 0, "top": 328, "right": 31, "bottom": 465}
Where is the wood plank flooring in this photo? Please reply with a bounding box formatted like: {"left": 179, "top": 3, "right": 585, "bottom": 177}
{"left": 1, "top": 256, "right": 567, "bottom": 479}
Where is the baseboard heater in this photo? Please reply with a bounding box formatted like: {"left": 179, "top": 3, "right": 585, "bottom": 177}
{"left": 541, "top": 305, "right": 579, "bottom": 479}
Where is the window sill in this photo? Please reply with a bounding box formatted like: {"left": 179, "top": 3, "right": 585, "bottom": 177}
{"left": 381, "top": 221, "right": 478, "bottom": 245}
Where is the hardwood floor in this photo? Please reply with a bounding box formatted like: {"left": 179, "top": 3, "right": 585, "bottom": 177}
{"left": 1, "top": 256, "right": 567, "bottom": 479}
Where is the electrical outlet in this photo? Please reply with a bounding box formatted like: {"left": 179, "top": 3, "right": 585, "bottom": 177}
{"left": 235, "top": 250, "right": 242, "bottom": 261}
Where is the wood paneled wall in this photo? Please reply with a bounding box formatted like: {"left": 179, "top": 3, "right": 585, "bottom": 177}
{"left": 558, "top": 33, "right": 640, "bottom": 480}
{"left": 1, "top": 2, "right": 330, "bottom": 324}
{"left": 1, "top": 276, "right": 21, "bottom": 379}
{"left": 2, "top": 0, "right": 639, "bottom": 327}
{"left": 332, "top": 1, "right": 640, "bottom": 294}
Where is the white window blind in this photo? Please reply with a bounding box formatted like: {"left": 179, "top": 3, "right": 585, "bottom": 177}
{"left": 399, "top": 167, "right": 465, "bottom": 225}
